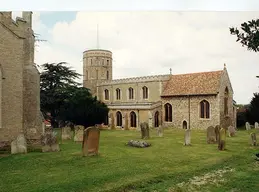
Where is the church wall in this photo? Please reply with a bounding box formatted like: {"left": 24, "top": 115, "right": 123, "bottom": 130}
{"left": 161, "top": 95, "right": 220, "bottom": 130}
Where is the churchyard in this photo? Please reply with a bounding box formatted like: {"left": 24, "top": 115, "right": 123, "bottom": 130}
{"left": 0, "top": 127, "right": 259, "bottom": 192}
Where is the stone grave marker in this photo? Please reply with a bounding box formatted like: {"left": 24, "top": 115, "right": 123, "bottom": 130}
{"left": 215, "top": 125, "right": 221, "bottom": 142}
{"left": 41, "top": 128, "right": 60, "bottom": 152}
{"left": 255, "top": 122, "right": 259, "bottom": 129}
{"left": 184, "top": 129, "right": 191, "bottom": 146}
{"left": 246, "top": 122, "right": 251, "bottom": 130}
{"left": 250, "top": 132, "right": 257, "bottom": 146}
{"left": 228, "top": 125, "right": 236, "bottom": 137}
{"left": 82, "top": 126, "right": 100, "bottom": 156}
{"left": 74, "top": 125, "right": 84, "bottom": 142}
{"left": 218, "top": 128, "right": 226, "bottom": 151}
{"left": 207, "top": 126, "right": 216, "bottom": 144}
{"left": 11, "top": 133, "right": 27, "bottom": 154}
{"left": 157, "top": 126, "right": 163, "bottom": 137}
{"left": 140, "top": 122, "right": 149, "bottom": 139}
{"left": 62, "top": 127, "right": 72, "bottom": 140}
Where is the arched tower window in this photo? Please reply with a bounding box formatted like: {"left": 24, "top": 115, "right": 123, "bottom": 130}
{"left": 116, "top": 88, "right": 121, "bottom": 100}
{"left": 164, "top": 103, "right": 172, "bottom": 122}
{"left": 106, "top": 71, "right": 109, "bottom": 80}
{"left": 104, "top": 89, "right": 109, "bottom": 100}
{"left": 224, "top": 87, "right": 229, "bottom": 116}
{"left": 85, "top": 70, "right": 88, "bottom": 80}
{"left": 200, "top": 100, "right": 210, "bottom": 119}
{"left": 142, "top": 86, "right": 148, "bottom": 99}
{"left": 128, "top": 87, "right": 134, "bottom": 100}
{"left": 116, "top": 111, "right": 122, "bottom": 126}
{"left": 130, "top": 111, "right": 137, "bottom": 127}
{"left": 107, "top": 60, "right": 109, "bottom": 65}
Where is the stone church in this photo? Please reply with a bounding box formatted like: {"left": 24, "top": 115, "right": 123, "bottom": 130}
{"left": 83, "top": 49, "right": 237, "bottom": 130}
{"left": 0, "top": 12, "right": 43, "bottom": 150}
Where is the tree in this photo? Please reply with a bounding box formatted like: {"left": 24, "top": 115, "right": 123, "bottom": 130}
{"left": 246, "top": 93, "right": 259, "bottom": 124}
{"left": 40, "top": 62, "right": 81, "bottom": 128}
{"left": 229, "top": 19, "right": 259, "bottom": 52}
{"left": 59, "top": 87, "right": 109, "bottom": 128}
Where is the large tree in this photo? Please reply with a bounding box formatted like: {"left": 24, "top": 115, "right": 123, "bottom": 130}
{"left": 59, "top": 87, "right": 109, "bottom": 128}
{"left": 40, "top": 62, "right": 81, "bottom": 128}
{"left": 246, "top": 93, "right": 259, "bottom": 124}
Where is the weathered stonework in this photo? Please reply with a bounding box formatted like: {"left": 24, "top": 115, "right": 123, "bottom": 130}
{"left": 0, "top": 12, "right": 43, "bottom": 151}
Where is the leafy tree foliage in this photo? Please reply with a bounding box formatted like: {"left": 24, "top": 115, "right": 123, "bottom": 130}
{"left": 40, "top": 62, "right": 81, "bottom": 127}
{"left": 230, "top": 19, "right": 259, "bottom": 52}
{"left": 246, "top": 93, "right": 259, "bottom": 124}
{"left": 59, "top": 87, "right": 109, "bottom": 128}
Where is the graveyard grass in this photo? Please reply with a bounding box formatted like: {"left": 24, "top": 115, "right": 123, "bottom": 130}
{"left": 1, "top": 128, "right": 259, "bottom": 192}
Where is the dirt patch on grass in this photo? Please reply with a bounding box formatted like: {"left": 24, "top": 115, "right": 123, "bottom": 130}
{"left": 168, "top": 167, "right": 235, "bottom": 192}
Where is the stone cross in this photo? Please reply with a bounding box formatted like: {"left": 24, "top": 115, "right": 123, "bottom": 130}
{"left": 218, "top": 128, "right": 226, "bottom": 151}
{"left": 184, "top": 129, "right": 191, "bottom": 146}
{"left": 157, "top": 126, "right": 163, "bottom": 137}
{"left": 82, "top": 126, "right": 100, "bottom": 156}
{"left": 207, "top": 126, "right": 216, "bottom": 144}
{"left": 140, "top": 122, "right": 149, "bottom": 139}
{"left": 169, "top": 68, "right": 172, "bottom": 75}
{"left": 41, "top": 128, "right": 60, "bottom": 153}
{"left": 246, "top": 122, "right": 251, "bottom": 130}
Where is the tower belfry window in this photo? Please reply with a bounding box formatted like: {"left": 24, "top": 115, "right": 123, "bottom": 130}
{"left": 107, "top": 60, "right": 109, "bottom": 65}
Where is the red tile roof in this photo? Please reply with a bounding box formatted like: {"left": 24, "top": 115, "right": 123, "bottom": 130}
{"left": 161, "top": 70, "right": 223, "bottom": 96}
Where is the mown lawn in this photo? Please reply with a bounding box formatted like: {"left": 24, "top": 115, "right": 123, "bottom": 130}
{"left": 0, "top": 128, "right": 258, "bottom": 192}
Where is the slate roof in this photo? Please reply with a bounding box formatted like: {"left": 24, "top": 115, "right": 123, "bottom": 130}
{"left": 161, "top": 70, "right": 223, "bottom": 96}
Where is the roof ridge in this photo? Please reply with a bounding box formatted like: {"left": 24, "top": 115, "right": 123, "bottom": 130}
{"left": 172, "top": 70, "right": 223, "bottom": 76}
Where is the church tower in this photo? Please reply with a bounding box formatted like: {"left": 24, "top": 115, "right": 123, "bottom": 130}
{"left": 83, "top": 49, "right": 113, "bottom": 95}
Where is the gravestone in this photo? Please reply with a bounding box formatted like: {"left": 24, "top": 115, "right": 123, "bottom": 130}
{"left": 246, "top": 122, "right": 251, "bottom": 130}
{"left": 250, "top": 132, "right": 257, "bottom": 146}
{"left": 140, "top": 122, "right": 149, "bottom": 139}
{"left": 41, "top": 128, "right": 60, "bottom": 152}
{"left": 218, "top": 128, "right": 226, "bottom": 151}
{"left": 82, "top": 126, "right": 100, "bottom": 156}
{"left": 157, "top": 126, "right": 163, "bottom": 137}
{"left": 255, "top": 122, "right": 259, "bottom": 129}
{"left": 207, "top": 126, "right": 216, "bottom": 144}
{"left": 228, "top": 125, "right": 235, "bottom": 137}
{"left": 11, "top": 134, "right": 27, "bottom": 154}
{"left": 62, "top": 127, "right": 72, "bottom": 140}
{"left": 215, "top": 125, "right": 221, "bottom": 142}
{"left": 74, "top": 125, "right": 84, "bottom": 142}
{"left": 184, "top": 129, "right": 191, "bottom": 146}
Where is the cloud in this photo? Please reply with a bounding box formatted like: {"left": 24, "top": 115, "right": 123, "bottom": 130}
{"left": 34, "top": 11, "right": 259, "bottom": 104}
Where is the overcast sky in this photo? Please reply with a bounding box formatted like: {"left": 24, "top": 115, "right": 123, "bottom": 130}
{"left": 9, "top": 2, "right": 259, "bottom": 105}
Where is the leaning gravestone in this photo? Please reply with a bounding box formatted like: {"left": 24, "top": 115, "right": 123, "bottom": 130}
{"left": 41, "top": 128, "right": 60, "bottom": 152}
{"left": 246, "top": 122, "right": 251, "bottom": 130}
{"left": 140, "top": 122, "right": 150, "bottom": 139}
{"left": 184, "top": 129, "right": 191, "bottom": 146}
{"left": 62, "top": 127, "right": 72, "bottom": 140}
{"left": 215, "top": 125, "right": 221, "bottom": 142}
{"left": 11, "top": 134, "right": 27, "bottom": 154}
{"left": 74, "top": 125, "right": 84, "bottom": 142}
{"left": 250, "top": 132, "right": 257, "bottom": 146}
{"left": 218, "top": 128, "right": 226, "bottom": 151}
{"left": 157, "top": 126, "right": 163, "bottom": 137}
{"left": 228, "top": 125, "right": 236, "bottom": 137}
{"left": 82, "top": 126, "right": 100, "bottom": 156}
{"left": 255, "top": 122, "right": 259, "bottom": 129}
{"left": 207, "top": 126, "right": 216, "bottom": 144}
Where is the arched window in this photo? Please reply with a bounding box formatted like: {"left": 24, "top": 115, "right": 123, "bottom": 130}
{"left": 200, "top": 100, "right": 210, "bottom": 119}
{"left": 164, "top": 103, "right": 172, "bottom": 122}
{"left": 116, "top": 111, "right": 122, "bottom": 126}
{"left": 107, "top": 60, "right": 109, "bottom": 65}
{"left": 104, "top": 89, "right": 109, "bottom": 100}
{"left": 130, "top": 111, "right": 137, "bottom": 127}
{"left": 154, "top": 111, "right": 159, "bottom": 127}
{"left": 116, "top": 88, "right": 121, "bottom": 100}
{"left": 128, "top": 87, "right": 134, "bottom": 99}
{"left": 142, "top": 86, "right": 148, "bottom": 99}
{"left": 106, "top": 71, "right": 109, "bottom": 80}
{"left": 224, "top": 87, "right": 229, "bottom": 116}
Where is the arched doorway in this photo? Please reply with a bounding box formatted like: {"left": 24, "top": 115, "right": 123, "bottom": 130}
{"left": 116, "top": 111, "right": 122, "bottom": 126}
{"left": 130, "top": 111, "right": 137, "bottom": 127}
{"left": 154, "top": 111, "right": 159, "bottom": 127}
{"left": 183, "top": 121, "right": 187, "bottom": 129}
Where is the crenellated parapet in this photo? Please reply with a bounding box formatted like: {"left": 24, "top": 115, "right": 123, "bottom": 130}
{"left": 0, "top": 11, "right": 33, "bottom": 39}
{"left": 97, "top": 74, "right": 171, "bottom": 86}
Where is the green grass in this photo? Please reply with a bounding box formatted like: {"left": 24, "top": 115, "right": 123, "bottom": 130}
{"left": 0, "top": 128, "right": 258, "bottom": 192}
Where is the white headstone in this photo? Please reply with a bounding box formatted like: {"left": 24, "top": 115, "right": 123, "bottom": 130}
{"left": 246, "top": 122, "right": 251, "bottom": 130}
{"left": 184, "top": 129, "right": 191, "bottom": 146}
{"left": 11, "top": 134, "right": 27, "bottom": 154}
{"left": 157, "top": 126, "right": 163, "bottom": 137}
{"left": 255, "top": 122, "right": 259, "bottom": 129}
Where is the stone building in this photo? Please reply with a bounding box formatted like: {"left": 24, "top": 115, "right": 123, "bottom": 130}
{"left": 83, "top": 49, "right": 236, "bottom": 130}
{"left": 0, "top": 12, "right": 43, "bottom": 150}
